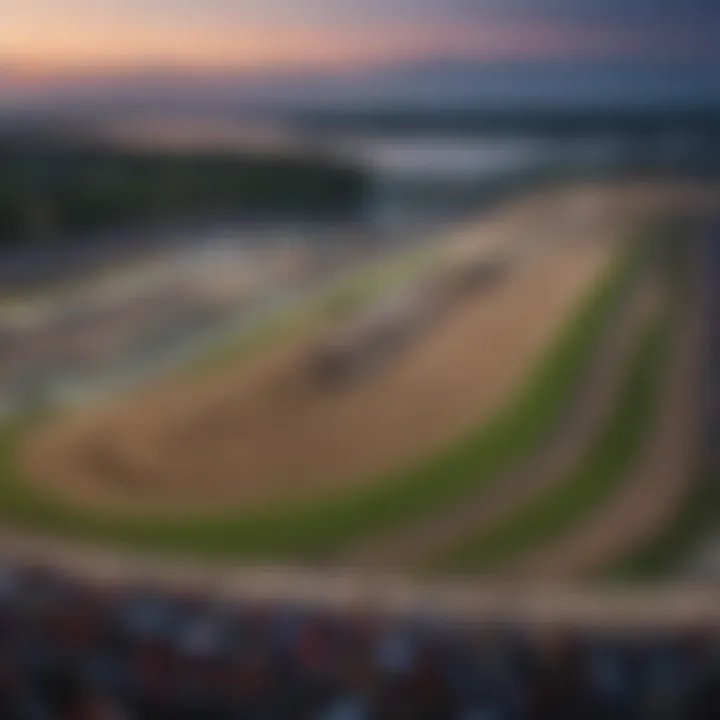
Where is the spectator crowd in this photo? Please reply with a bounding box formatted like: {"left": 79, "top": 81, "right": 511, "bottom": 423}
{"left": 0, "top": 564, "right": 716, "bottom": 719}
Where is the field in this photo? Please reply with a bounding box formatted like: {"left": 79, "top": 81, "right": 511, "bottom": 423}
{"left": 0, "top": 179, "right": 717, "bottom": 577}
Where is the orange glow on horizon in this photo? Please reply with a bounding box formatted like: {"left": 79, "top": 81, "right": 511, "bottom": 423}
{"left": 1, "top": 15, "right": 695, "bottom": 85}
{"left": 0, "top": 20, "right": 593, "bottom": 80}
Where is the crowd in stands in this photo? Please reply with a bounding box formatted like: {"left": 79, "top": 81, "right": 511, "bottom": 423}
{"left": 0, "top": 564, "right": 716, "bottom": 719}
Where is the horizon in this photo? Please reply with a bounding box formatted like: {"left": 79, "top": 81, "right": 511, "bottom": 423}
{"left": 2, "top": 57, "right": 719, "bottom": 120}
{"left": 1, "top": 0, "right": 719, "bottom": 111}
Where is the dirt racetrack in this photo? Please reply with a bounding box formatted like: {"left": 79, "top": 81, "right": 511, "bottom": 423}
{"left": 20, "top": 182, "right": 699, "bottom": 515}
{"left": 511, "top": 242, "right": 708, "bottom": 580}
{"left": 342, "top": 269, "right": 664, "bottom": 569}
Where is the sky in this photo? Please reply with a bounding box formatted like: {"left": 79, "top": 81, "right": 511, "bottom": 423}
{"left": 2, "top": 0, "right": 718, "bottom": 78}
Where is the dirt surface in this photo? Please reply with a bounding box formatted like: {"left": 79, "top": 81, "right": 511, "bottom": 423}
{"left": 20, "top": 197, "right": 624, "bottom": 514}
{"left": 0, "top": 526, "right": 718, "bottom": 627}
{"left": 511, "top": 243, "right": 707, "bottom": 580}
{"left": 19, "top": 180, "right": 715, "bottom": 516}
{"left": 342, "top": 272, "right": 663, "bottom": 568}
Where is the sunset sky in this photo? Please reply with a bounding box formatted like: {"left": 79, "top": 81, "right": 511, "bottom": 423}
{"left": 2, "top": 0, "right": 718, "bottom": 78}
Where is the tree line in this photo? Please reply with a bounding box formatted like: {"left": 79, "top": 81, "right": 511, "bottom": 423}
{"left": 0, "top": 140, "right": 369, "bottom": 246}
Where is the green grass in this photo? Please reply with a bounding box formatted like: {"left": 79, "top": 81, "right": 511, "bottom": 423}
{"left": 601, "top": 237, "right": 715, "bottom": 581}
{"left": 0, "top": 239, "right": 637, "bottom": 561}
{"left": 433, "top": 303, "right": 674, "bottom": 574}
{"left": 431, "top": 227, "right": 699, "bottom": 576}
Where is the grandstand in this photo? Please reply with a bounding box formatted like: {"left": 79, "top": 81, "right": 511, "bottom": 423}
{"left": 0, "top": 559, "right": 716, "bottom": 719}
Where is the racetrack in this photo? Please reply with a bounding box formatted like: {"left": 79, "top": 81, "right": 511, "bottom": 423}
{"left": 21, "top": 204, "right": 615, "bottom": 513}
{"left": 344, "top": 264, "right": 661, "bottom": 568}
{"left": 2, "top": 178, "right": 718, "bottom": 572}
{"left": 514, "top": 229, "right": 708, "bottom": 580}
